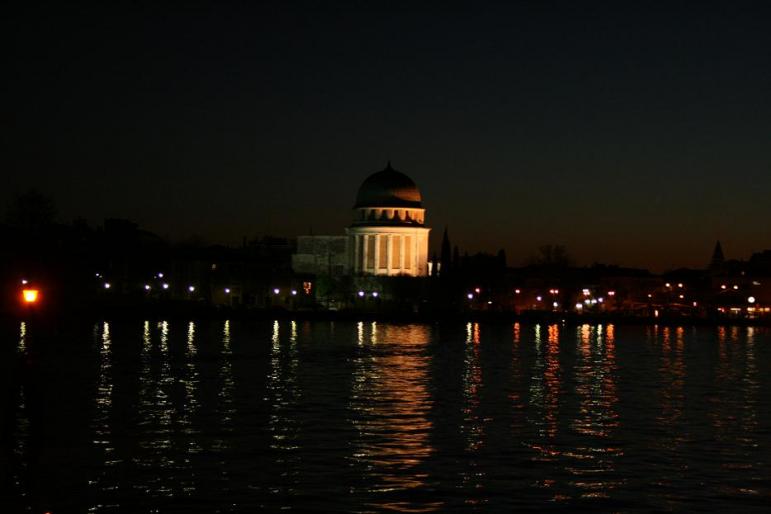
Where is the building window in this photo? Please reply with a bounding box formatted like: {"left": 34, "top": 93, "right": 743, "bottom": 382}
{"left": 379, "top": 236, "right": 388, "bottom": 269}
{"left": 392, "top": 235, "right": 401, "bottom": 268}
{"left": 404, "top": 236, "right": 412, "bottom": 269}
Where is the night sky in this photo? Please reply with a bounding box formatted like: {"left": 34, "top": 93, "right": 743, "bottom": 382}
{"left": 4, "top": 1, "right": 770, "bottom": 271}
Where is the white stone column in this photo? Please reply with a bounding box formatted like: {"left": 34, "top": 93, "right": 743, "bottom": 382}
{"left": 400, "top": 233, "right": 406, "bottom": 271}
{"left": 386, "top": 235, "right": 392, "bottom": 275}
{"left": 362, "top": 235, "right": 369, "bottom": 272}
{"left": 373, "top": 234, "right": 380, "bottom": 274}
{"left": 409, "top": 233, "right": 416, "bottom": 275}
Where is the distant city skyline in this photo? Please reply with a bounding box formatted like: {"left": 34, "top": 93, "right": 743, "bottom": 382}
{"left": 4, "top": 2, "right": 770, "bottom": 271}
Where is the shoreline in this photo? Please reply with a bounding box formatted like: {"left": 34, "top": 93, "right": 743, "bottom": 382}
{"left": 5, "top": 305, "right": 770, "bottom": 328}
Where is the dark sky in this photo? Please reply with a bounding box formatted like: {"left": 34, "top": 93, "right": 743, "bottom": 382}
{"left": 3, "top": 1, "right": 770, "bottom": 271}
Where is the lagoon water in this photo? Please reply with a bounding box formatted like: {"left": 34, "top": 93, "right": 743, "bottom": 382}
{"left": 2, "top": 319, "right": 771, "bottom": 512}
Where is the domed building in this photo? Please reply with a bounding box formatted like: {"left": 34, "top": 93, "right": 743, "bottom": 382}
{"left": 346, "top": 162, "right": 431, "bottom": 276}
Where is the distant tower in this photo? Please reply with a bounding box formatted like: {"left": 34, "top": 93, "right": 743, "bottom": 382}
{"left": 440, "top": 227, "right": 451, "bottom": 275}
{"left": 709, "top": 241, "right": 725, "bottom": 270}
{"left": 346, "top": 162, "right": 431, "bottom": 276}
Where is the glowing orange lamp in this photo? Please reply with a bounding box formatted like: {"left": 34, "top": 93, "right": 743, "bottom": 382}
{"left": 22, "top": 289, "right": 39, "bottom": 304}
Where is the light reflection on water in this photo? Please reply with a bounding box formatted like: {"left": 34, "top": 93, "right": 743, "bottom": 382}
{"left": 92, "top": 322, "right": 115, "bottom": 483}
{"left": 567, "top": 324, "right": 622, "bottom": 500}
{"left": 18, "top": 321, "right": 27, "bottom": 352}
{"left": 349, "top": 323, "right": 439, "bottom": 512}
{"left": 3, "top": 320, "right": 771, "bottom": 512}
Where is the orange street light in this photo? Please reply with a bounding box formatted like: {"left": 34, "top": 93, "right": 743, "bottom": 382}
{"left": 22, "top": 289, "right": 39, "bottom": 304}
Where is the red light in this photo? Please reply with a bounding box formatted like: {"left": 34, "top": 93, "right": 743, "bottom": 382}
{"left": 22, "top": 289, "right": 39, "bottom": 303}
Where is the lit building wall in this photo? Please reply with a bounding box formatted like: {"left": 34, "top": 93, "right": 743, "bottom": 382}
{"left": 346, "top": 225, "right": 430, "bottom": 277}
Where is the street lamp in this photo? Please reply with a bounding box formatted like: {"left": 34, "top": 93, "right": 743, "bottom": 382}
{"left": 22, "top": 289, "right": 39, "bottom": 304}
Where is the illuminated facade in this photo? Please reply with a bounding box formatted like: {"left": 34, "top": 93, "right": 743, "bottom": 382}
{"left": 346, "top": 163, "right": 430, "bottom": 277}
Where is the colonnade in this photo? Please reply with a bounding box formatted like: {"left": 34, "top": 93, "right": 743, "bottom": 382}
{"left": 351, "top": 232, "right": 417, "bottom": 275}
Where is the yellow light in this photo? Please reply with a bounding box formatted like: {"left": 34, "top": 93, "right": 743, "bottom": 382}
{"left": 22, "top": 289, "right": 39, "bottom": 303}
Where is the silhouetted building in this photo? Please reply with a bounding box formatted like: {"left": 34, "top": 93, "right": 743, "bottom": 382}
{"left": 292, "top": 236, "right": 349, "bottom": 276}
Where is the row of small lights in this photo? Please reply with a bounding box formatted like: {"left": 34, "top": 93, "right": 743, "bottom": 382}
{"left": 274, "top": 288, "right": 298, "bottom": 296}
{"left": 101, "top": 273, "right": 308, "bottom": 298}
{"left": 98, "top": 272, "right": 238, "bottom": 294}
{"left": 19, "top": 276, "right": 761, "bottom": 309}
{"left": 467, "top": 287, "right": 615, "bottom": 300}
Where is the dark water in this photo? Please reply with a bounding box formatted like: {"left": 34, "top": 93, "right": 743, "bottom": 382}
{"left": 2, "top": 320, "right": 771, "bottom": 512}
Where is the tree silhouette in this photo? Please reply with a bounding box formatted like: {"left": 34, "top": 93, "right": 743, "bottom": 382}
{"left": 5, "top": 189, "right": 57, "bottom": 231}
{"left": 528, "top": 244, "right": 572, "bottom": 268}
